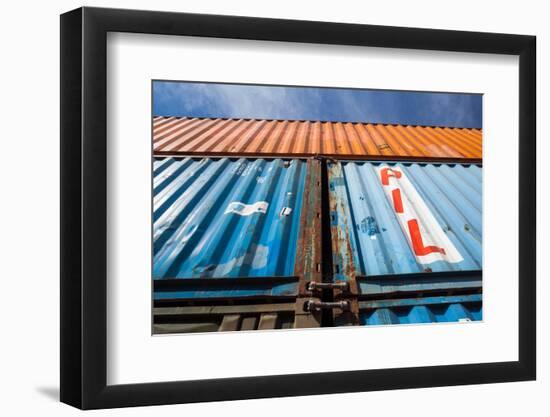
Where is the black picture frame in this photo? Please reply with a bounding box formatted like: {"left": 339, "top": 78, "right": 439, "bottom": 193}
{"left": 60, "top": 6, "right": 536, "bottom": 410}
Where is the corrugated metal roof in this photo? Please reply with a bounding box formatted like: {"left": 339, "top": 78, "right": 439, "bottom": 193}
{"left": 153, "top": 157, "right": 308, "bottom": 289}
{"left": 328, "top": 161, "right": 482, "bottom": 280}
{"left": 359, "top": 294, "right": 482, "bottom": 325}
{"left": 153, "top": 116, "right": 482, "bottom": 161}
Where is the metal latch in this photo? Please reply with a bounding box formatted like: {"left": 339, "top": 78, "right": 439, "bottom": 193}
{"left": 304, "top": 300, "right": 350, "bottom": 312}
{"left": 307, "top": 281, "right": 349, "bottom": 292}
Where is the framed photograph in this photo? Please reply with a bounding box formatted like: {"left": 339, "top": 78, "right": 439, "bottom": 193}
{"left": 60, "top": 6, "right": 536, "bottom": 409}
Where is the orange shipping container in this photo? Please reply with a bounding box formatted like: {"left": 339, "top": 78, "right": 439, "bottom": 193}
{"left": 153, "top": 116, "right": 482, "bottom": 162}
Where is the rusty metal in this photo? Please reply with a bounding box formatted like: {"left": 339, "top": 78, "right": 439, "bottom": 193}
{"left": 333, "top": 303, "right": 361, "bottom": 326}
{"left": 294, "top": 298, "right": 322, "bottom": 328}
{"left": 153, "top": 117, "right": 483, "bottom": 161}
{"left": 153, "top": 301, "right": 301, "bottom": 333}
{"left": 304, "top": 300, "right": 350, "bottom": 312}
{"left": 327, "top": 162, "right": 359, "bottom": 297}
{"left": 324, "top": 158, "right": 360, "bottom": 325}
{"left": 157, "top": 152, "right": 482, "bottom": 165}
{"left": 307, "top": 281, "right": 349, "bottom": 291}
{"left": 294, "top": 159, "right": 323, "bottom": 296}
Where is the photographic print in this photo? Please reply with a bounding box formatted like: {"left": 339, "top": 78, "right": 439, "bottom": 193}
{"left": 60, "top": 9, "right": 536, "bottom": 407}
{"left": 151, "top": 81, "right": 482, "bottom": 334}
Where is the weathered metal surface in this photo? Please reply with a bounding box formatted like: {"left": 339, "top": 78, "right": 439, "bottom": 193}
{"left": 358, "top": 294, "right": 482, "bottom": 325}
{"left": 153, "top": 299, "right": 321, "bottom": 334}
{"left": 328, "top": 161, "right": 482, "bottom": 283}
{"left": 153, "top": 277, "right": 299, "bottom": 301}
{"left": 153, "top": 302, "right": 298, "bottom": 334}
{"left": 356, "top": 270, "right": 482, "bottom": 297}
{"left": 153, "top": 116, "right": 482, "bottom": 161}
{"left": 294, "top": 159, "right": 323, "bottom": 295}
{"left": 153, "top": 157, "right": 323, "bottom": 301}
{"left": 154, "top": 157, "right": 306, "bottom": 279}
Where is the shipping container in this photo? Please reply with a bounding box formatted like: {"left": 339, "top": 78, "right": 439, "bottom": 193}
{"left": 328, "top": 160, "right": 482, "bottom": 280}
{"left": 327, "top": 160, "right": 482, "bottom": 326}
{"left": 152, "top": 156, "right": 483, "bottom": 332}
{"left": 153, "top": 157, "right": 322, "bottom": 297}
{"left": 153, "top": 116, "right": 482, "bottom": 161}
{"left": 153, "top": 156, "right": 323, "bottom": 332}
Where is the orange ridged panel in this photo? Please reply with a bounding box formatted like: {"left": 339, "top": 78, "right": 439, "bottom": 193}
{"left": 153, "top": 116, "right": 482, "bottom": 161}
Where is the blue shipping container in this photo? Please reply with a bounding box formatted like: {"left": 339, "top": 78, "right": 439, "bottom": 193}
{"left": 153, "top": 157, "right": 311, "bottom": 299}
{"left": 328, "top": 161, "right": 482, "bottom": 280}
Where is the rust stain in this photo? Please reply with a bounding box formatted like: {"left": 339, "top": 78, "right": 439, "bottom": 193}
{"left": 294, "top": 159, "right": 322, "bottom": 296}
{"left": 327, "top": 165, "right": 356, "bottom": 284}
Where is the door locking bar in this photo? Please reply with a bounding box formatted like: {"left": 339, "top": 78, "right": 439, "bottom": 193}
{"left": 304, "top": 300, "right": 350, "bottom": 312}
{"left": 307, "top": 281, "right": 349, "bottom": 292}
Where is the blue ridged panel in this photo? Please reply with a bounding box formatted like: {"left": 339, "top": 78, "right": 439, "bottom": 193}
{"left": 360, "top": 294, "right": 482, "bottom": 325}
{"left": 356, "top": 271, "right": 482, "bottom": 296}
{"left": 328, "top": 161, "right": 482, "bottom": 279}
{"left": 153, "top": 280, "right": 299, "bottom": 301}
{"left": 153, "top": 158, "right": 307, "bottom": 291}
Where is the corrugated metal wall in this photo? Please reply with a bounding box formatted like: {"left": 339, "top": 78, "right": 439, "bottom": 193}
{"left": 328, "top": 161, "right": 482, "bottom": 280}
{"left": 359, "top": 294, "right": 482, "bottom": 325}
{"left": 153, "top": 116, "right": 482, "bottom": 161}
{"left": 154, "top": 157, "right": 307, "bottom": 279}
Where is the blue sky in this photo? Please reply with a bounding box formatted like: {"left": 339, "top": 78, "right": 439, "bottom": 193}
{"left": 153, "top": 81, "right": 482, "bottom": 128}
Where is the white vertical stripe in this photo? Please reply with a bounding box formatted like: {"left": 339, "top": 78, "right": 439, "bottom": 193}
{"left": 377, "top": 165, "right": 463, "bottom": 264}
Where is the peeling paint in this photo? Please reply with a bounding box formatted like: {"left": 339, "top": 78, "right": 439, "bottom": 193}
{"left": 359, "top": 216, "right": 380, "bottom": 238}
{"left": 224, "top": 201, "right": 268, "bottom": 216}
{"left": 193, "top": 244, "right": 269, "bottom": 277}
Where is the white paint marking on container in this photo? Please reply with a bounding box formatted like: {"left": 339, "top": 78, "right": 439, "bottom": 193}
{"left": 224, "top": 201, "right": 269, "bottom": 216}
{"left": 280, "top": 207, "right": 293, "bottom": 217}
{"left": 377, "top": 165, "right": 463, "bottom": 265}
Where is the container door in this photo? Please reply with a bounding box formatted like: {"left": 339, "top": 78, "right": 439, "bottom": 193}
{"left": 152, "top": 157, "right": 323, "bottom": 332}
{"left": 327, "top": 160, "right": 482, "bottom": 326}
